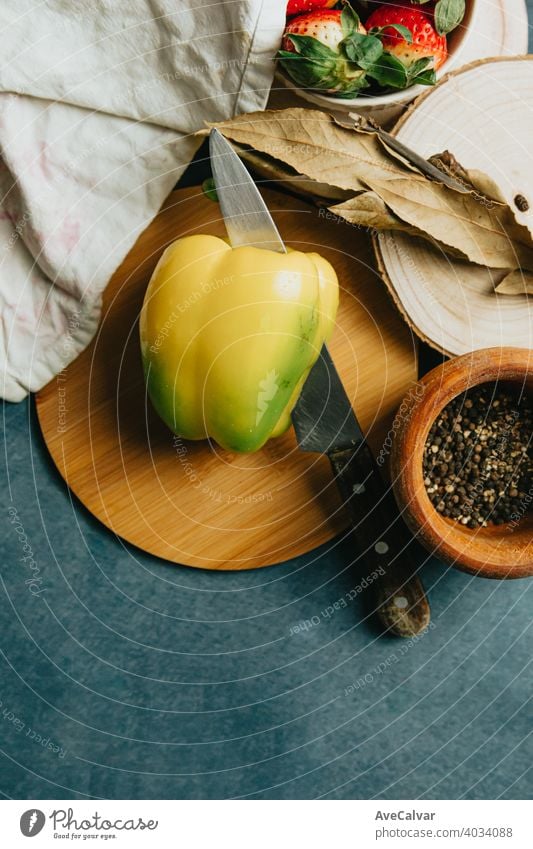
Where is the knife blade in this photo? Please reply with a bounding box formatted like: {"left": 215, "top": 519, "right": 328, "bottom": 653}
{"left": 209, "top": 128, "right": 286, "bottom": 253}
{"left": 209, "top": 127, "right": 430, "bottom": 637}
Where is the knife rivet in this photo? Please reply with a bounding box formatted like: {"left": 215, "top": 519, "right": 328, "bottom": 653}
{"left": 375, "top": 541, "right": 389, "bottom": 554}
{"left": 352, "top": 483, "right": 366, "bottom": 494}
{"left": 394, "top": 596, "right": 408, "bottom": 610}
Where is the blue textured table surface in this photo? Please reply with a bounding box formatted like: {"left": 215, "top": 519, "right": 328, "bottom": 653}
{"left": 1, "top": 16, "right": 532, "bottom": 800}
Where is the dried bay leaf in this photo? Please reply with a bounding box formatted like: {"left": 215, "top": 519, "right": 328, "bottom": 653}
{"left": 459, "top": 169, "right": 508, "bottom": 206}
{"left": 428, "top": 151, "right": 509, "bottom": 205}
{"left": 363, "top": 175, "right": 533, "bottom": 271}
{"left": 208, "top": 108, "right": 417, "bottom": 194}
{"left": 233, "top": 143, "right": 352, "bottom": 203}
{"left": 331, "top": 195, "right": 470, "bottom": 261}
{"left": 495, "top": 270, "right": 533, "bottom": 296}
{"left": 330, "top": 193, "right": 422, "bottom": 235}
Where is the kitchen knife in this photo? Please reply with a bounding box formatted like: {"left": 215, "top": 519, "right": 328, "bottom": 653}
{"left": 291, "top": 345, "right": 430, "bottom": 637}
{"left": 209, "top": 128, "right": 430, "bottom": 637}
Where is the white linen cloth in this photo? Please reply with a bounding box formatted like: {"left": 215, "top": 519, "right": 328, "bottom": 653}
{"left": 0, "top": 0, "right": 285, "bottom": 400}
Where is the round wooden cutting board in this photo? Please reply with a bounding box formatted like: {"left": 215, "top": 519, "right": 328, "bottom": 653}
{"left": 36, "top": 186, "right": 417, "bottom": 570}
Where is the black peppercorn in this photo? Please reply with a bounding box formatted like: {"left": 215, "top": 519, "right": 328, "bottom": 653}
{"left": 423, "top": 384, "right": 532, "bottom": 528}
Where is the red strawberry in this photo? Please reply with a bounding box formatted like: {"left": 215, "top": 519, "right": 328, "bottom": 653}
{"left": 286, "top": 0, "right": 337, "bottom": 18}
{"left": 279, "top": 8, "right": 369, "bottom": 95}
{"left": 282, "top": 9, "right": 365, "bottom": 53}
{"left": 365, "top": 3, "right": 448, "bottom": 70}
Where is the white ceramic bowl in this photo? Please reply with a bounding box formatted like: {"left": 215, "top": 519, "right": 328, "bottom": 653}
{"left": 278, "top": 0, "right": 481, "bottom": 124}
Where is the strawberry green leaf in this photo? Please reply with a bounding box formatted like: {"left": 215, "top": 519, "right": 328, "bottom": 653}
{"left": 277, "top": 50, "right": 305, "bottom": 60}
{"left": 406, "top": 57, "right": 436, "bottom": 87}
{"left": 340, "top": 2, "right": 361, "bottom": 38}
{"left": 277, "top": 49, "right": 336, "bottom": 89}
{"left": 332, "top": 80, "right": 371, "bottom": 98}
{"left": 284, "top": 34, "right": 339, "bottom": 62}
{"left": 342, "top": 33, "right": 383, "bottom": 69}
{"left": 434, "top": 0, "right": 465, "bottom": 35}
{"left": 278, "top": 45, "right": 368, "bottom": 95}
{"left": 366, "top": 53, "right": 408, "bottom": 89}
{"left": 406, "top": 57, "right": 430, "bottom": 78}
{"left": 368, "top": 24, "right": 413, "bottom": 44}
{"left": 413, "top": 69, "right": 437, "bottom": 86}
{"left": 388, "top": 24, "right": 414, "bottom": 43}
{"left": 278, "top": 58, "right": 335, "bottom": 89}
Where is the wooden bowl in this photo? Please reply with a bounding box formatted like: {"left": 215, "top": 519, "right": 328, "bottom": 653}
{"left": 390, "top": 348, "right": 533, "bottom": 579}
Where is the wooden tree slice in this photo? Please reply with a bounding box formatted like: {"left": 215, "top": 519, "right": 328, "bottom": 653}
{"left": 36, "top": 186, "right": 417, "bottom": 570}
{"left": 375, "top": 56, "right": 533, "bottom": 357}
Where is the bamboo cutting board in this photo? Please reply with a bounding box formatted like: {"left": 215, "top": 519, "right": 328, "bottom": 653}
{"left": 36, "top": 186, "right": 417, "bottom": 569}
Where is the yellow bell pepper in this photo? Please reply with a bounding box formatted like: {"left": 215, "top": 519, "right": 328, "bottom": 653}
{"left": 140, "top": 234, "right": 338, "bottom": 452}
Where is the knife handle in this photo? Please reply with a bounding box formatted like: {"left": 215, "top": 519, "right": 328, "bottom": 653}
{"left": 329, "top": 445, "right": 430, "bottom": 638}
